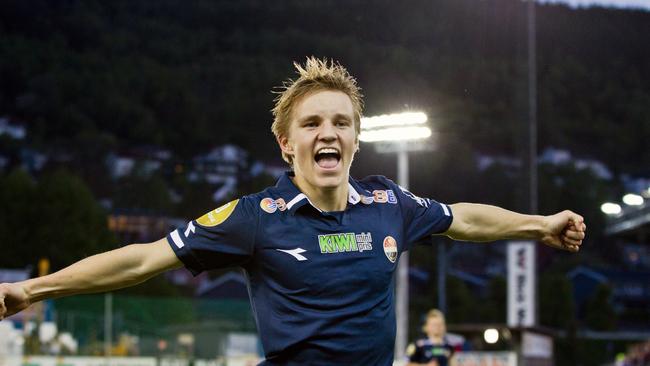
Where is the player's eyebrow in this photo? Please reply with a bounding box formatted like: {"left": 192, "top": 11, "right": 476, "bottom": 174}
{"left": 333, "top": 113, "right": 352, "bottom": 121}
{"left": 297, "top": 114, "right": 322, "bottom": 123}
{"left": 297, "top": 113, "right": 353, "bottom": 123}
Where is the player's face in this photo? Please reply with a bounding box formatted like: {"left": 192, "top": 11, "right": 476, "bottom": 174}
{"left": 424, "top": 317, "right": 445, "bottom": 338}
{"left": 279, "top": 89, "right": 358, "bottom": 191}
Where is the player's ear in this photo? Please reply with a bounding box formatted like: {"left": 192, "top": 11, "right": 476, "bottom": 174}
{"left": 278, "top": 135, "right": 294, "bottom": 156}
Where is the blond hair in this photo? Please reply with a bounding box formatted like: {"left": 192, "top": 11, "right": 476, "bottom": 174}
{"left": 423, "top": 309, "right": 447, "bottom": 333}
{"left": 271, "top": 57, "right": 363, "bottom": 165}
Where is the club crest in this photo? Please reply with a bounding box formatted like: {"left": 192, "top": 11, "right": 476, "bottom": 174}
{"left": 383, "top": 236, "right": 398, "bottom": 263}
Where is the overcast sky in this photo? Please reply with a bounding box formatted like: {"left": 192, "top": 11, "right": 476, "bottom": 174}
{"left": 540, "top": 0, "right": 650, "bottom": 10}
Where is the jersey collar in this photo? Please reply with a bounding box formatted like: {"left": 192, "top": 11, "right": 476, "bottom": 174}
{"left": 276, "top": 171, "right": 363, "bottom": 214}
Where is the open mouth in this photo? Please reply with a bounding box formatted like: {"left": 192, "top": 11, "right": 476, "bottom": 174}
{"left": 314, "top": 147, "right": 341, "bottom": 170}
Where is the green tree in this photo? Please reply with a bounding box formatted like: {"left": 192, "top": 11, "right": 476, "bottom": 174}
{"left": 446, "top": 276, "right": 472, "bottom": 324}
{"left": 113, "top": 173, "right": 173, "bottom": 214}
{"left": 0, "top": 168, "right": 39, "bottom": 268}
{"left": 31, "top": 169, "right": 116, "bottom": 271}
{"left": 175, "top": 180, "right": 224, "bottom": 220}
{"left": 480, "top": 276, "right": 507, "bottom": 323}
{"left": 584, "top": 284, "right": 616, "bottom": 331}
{"left": 539, "top": 274, "right": 575, "bottom": 328}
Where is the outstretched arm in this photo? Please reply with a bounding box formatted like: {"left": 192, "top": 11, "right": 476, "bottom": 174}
{"left": 444, "top": 203, "right": 586, "bottom": 252}
{"left": 0, "top": 238, "right": 182, "bottom": 320}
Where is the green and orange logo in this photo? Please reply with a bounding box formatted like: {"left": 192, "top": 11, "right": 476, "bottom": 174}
{"left": 318, "top": 232, "right": 373, "bottom": 254}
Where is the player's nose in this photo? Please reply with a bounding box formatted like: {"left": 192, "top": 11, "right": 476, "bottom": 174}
{"left": 318, "top": 120, "right": 337, "bottom": 141}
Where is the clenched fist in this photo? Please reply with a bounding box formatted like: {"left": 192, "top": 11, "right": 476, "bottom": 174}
{"left": 0, "top": 282, "right": 31, "bottom": 321}
{"left": 541, "top": 210, "right": 586, "bottom": 252}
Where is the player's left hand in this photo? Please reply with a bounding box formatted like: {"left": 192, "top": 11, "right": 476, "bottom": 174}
{"left": 540, "top": 210, "right": 586, "bottom": 252}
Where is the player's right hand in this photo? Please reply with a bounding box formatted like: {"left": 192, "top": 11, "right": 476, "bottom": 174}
{"left": 0, "top": 282, "right": 31, "bottom": 321}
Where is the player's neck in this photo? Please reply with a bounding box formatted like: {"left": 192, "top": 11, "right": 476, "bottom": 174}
{"left": 291, "top": 176, "right": 348, "bottom": 212}
{"left": 428, "top": 335, "right": 444, "bottom": 343}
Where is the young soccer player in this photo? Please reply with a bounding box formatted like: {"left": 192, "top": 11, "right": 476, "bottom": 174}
{"left": 406, "top": 309, "right": 456, "bottom": 366}
{"left": 0, "top": 57, "right": 586, "bottom": 365}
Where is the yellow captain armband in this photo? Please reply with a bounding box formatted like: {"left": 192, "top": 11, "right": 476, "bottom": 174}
{"left": 196, "top": 199, "right": 240, "bottom": 227}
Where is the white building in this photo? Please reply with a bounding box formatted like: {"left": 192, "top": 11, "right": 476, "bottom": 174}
{"left": 539, "top": 147, "right": 613, "bottom": 180}
{"left": 0, "top": 117, "right": 26, "bottom": 139}
{"left": 189, "top": 145, "right": 251, "bottom": 201}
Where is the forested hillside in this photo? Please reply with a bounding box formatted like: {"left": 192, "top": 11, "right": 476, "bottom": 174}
{"left": 1, "top": 0, "right": 648, "bottom": 174}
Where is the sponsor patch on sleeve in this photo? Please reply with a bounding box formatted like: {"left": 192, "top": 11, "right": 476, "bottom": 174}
{"left": 196, "top": 199, "right": 240, "bottom": 227}
{"left": 260, "top": 197, "right": 278, "bottom": 213}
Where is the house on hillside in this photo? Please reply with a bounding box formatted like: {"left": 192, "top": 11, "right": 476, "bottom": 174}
{"left": 108, "top": 210, "right": 184, "bottom": 243}
{"left": 539, "top": 147, "right": 612, "bottom": 180}
{"left": 476, "top": 147, "right": 613, "bottom": 181}
{"left": 0, "top": 117, "right": 26, "bottom": 140}
{"left": 20, "top": 148, "right": 48, "bottom": 172}
{"left": 106, "top": 146, "right": 172, "bottom": 179}
{"left": 0, "top": 268, "right": 30, "bottom": 283}
{"left": 189, "top": 144, "right": 251, "bottom": 202}
{"left": 567, "top": 266, "right": 650, "bottom": 328}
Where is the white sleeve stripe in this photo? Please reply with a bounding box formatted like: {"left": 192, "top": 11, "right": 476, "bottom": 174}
{"left": 170, "top": 230, "right": 185, "bottom": 249}
{"left": 440, "top": 203, "right": 450, "bottom": 217}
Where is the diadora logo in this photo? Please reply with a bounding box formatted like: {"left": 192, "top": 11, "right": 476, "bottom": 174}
{"left": 318, "top": 232, "right": 373, "bottom": 254}
{"left": 276, "top": 248, "right": 308, "bottom": 261}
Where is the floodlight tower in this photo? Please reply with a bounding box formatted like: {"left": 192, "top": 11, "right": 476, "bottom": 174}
{"left": 360, "top": 111, "right": 433, "bottom": 360}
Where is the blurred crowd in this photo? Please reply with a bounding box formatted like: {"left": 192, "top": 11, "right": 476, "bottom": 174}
{"left": 617, "top": 340, "right": 650, "bottom": 366}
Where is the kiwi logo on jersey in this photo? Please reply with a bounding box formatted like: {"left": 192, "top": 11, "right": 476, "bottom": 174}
{"left": 196, "top": 199, "right": 239, "bottom": 227}
{"left": 318, "top": 232, "right": 373, "bottom": 254}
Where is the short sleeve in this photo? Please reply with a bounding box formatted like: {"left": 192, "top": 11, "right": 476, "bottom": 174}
{"left": 407, "top": 341, "right": 425, "bottom": 363}
{"left": 406, "top": 342, "right": 419, "bottom": 362}
{"left": 391, "top": 181, "right": 453, "bottom": 251}
{"left": 166, "top": 196, "right": 258, "bottom": 275}
{"left": 447, "top": 343, "right": 455, "bottom": 357}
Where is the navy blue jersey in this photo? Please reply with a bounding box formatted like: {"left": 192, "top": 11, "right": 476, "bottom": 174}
{"left": 406, "top": 338, "right": 455, "bottom": 365}
{"left": 167, "top": 172, "right": 453, "bottom": 365}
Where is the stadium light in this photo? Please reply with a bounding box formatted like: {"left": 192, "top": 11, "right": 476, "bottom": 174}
{"left": 360, "top": 112, "right": 431, "bottom": 142}
{"left": 360, "top": 111, "right": 431, "bottom": 360}
{"left": 601, "top": 202, "right": 622, "bottom": 215}
{"left": 643, "top": 187, "right": 650, "bottom": 198}
{"left": 484, "top": 328, "right": 499, "bottom": 344}
{"left": 361, "top": 111, "right": 427, "bottom": 129}
{"left": 359, "top": 127, "right": 431, "bottom": 142}
{"left": 622, "top": 193, "right": 644, "bottom": 206}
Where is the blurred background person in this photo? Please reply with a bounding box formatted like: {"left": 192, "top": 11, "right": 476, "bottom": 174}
{"left": 406, "top": 309, "right": 457, "bottom": 366}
